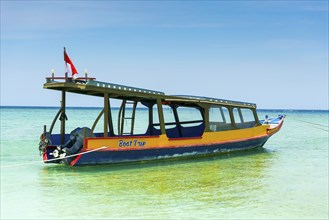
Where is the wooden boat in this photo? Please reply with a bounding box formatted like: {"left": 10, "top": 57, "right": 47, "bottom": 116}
{"left": 39, "top": 74, "right": 284, "bottom": 166}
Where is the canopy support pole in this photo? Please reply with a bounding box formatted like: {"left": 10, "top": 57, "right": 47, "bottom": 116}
{"left": 104, "top": 93, "right": 109, "bottom": 137}
{"left": 60, "top": 90, "right": 66, "bottom": 144}
{"left": 156, "top": 99, "right": 166, "bottom": 135}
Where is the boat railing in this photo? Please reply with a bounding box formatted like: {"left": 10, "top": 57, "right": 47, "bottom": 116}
{"left": 46, "top": 71, "right": 96, "bottom": 83}
{"left": 172, "top": 95, "right": 256, "bottom": 108}
{"left": 45, "top": 73, "right": 165, "bottom": 95}
{"left": 46, "top": 76, "right": 96, "bottom": 83}
{"left": 86, "top": 80, "right": 165, "bottom": 95}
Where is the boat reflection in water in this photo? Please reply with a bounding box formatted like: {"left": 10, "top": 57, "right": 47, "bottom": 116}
{"left": 39, "top": 147, "right": 275, "bottom": 218}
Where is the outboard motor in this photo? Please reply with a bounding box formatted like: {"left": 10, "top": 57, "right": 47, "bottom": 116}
{"left": 52, "top": 127, "right": 95, "bottom": 164}
{"left": 39, "top": 132, "right": 52, "bottom": 155}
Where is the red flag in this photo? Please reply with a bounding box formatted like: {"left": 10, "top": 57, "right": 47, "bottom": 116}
{"left": 64, "top": 48, "right": 78, "bottom": 77}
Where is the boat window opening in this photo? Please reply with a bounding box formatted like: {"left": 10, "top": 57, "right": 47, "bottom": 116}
{"left": 233, "top": 107, "right": 257, "bottom": 129}
{"left": 233, "top": 108, "right": 242, "bottom": 124}
{"left": 161, "top": 104, "right": 204, "bottom": 138}
{"left": 208, "top": 106, "right": 233, "bottom": 131}
{"left": 49, "top": 107, "right": 105, "bottom": 143}
{"left": 177, "top": 106, "right": 203, "bottom": 128}
{"left": 113, "top": 100, "right": 150, "bottom": 136}
{"left": 91, "top": 108, "right": 105, "bottom": 136}
{"left": 131, "top": 103, "right": 149, "bottom": 135}
{"left": 48, "top": 107, "right": 62, "bottom": 136}
{"left": 241, "top": 108, "right": 256, "bottom": 122}
{"left": 176, "top": 106, "right": 204, "bottom": 138}
{"left": 152, "top": 105, "right": 160, "bottom": 130}
{"left": 110, "top": 106, "right": 119, "bottom": 135}
{"left": 162, "top": 105, "right": 176, "bottom": 129}
{"left": 118, "top": 100, "right": 135, "bottom": 135}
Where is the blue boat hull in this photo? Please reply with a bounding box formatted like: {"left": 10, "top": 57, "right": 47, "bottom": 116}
{"left": 71, "top": 136, "right": 270, "bottom": 166}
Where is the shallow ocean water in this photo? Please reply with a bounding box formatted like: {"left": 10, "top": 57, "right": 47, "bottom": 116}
{"left": 1, "top": 107, "right": 328, "bottom": 219}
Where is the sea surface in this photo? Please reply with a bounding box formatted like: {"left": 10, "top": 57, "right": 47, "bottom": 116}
{"left": 0, "top": 107, "right": 328, "bottom": 220}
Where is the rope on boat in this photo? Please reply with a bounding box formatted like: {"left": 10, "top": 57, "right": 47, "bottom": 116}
{"left": 0, "top": 146, "right": 108, "bottom": 169}
{"left": 295, "top": 119, "right": 329, "bottom": 132}
{"left": 45, "top": 146, "right": 108, "bottom": 162}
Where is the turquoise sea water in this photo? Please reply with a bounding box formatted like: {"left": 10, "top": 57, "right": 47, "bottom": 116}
{"left": 1, "top": 107, "right": 328, "bottom": 220}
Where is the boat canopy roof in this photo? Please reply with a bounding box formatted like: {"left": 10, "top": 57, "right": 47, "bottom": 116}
{"left": 44, "top": 77, "right": 256, "bottom": 108}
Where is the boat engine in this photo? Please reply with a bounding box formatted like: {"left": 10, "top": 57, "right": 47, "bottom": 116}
{"left": 39, "top": 132, "right": 52, "bottom": 155}
{"left": 52, "top": 127, "right": 95, "bottom": 163}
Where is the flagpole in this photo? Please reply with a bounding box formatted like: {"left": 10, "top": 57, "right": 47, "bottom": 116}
{"left": 63, "top": 47, "right": 78, "bottom": 79}
{"left": 64, "top": 47, "right": 68, "bottom": 81}
{"left": 61, "top": 47, "right": 67, "bottom": 144}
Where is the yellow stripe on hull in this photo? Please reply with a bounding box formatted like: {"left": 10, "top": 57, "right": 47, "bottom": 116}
{"left": 85, "top": 124, "right": 271, "bottom": 151}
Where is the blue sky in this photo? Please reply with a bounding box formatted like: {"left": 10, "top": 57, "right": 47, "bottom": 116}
{"left": 1, "top": 1, "right": 328, "bottom": 109}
